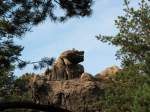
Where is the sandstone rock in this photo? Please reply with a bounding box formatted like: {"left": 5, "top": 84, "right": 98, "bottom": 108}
{"left": 46, "top": 79, "right": 102, "bottom": 112}
{"left": 80, "top": 72, "right": 94, "bottom": 82}
{"left": 25, "top": 72, "right": 105, "bottom": 112}
{"left": 29, "top": 74, "right": 50, "bottom": 104}
{"left": 95, "top": 66, "right": 121, "bottom": 80}
{"left": 45, "top": 49, "right": 84, "bottom": 80}
{"left": 59, "top": 49, "right": 84, "bottom": 64}
{"left": 25, "top": 50, "right": 121, "bottom": 111}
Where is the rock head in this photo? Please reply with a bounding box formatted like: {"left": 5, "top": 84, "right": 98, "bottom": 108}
{"left": 59, "top": 49, "right": 84, "bottom": 65}
{"left": 45, "top": 49, "right": 84, "bottom": 80}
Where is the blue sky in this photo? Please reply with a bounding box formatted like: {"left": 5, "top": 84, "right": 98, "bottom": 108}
{"left": 15, "top": 0, "right": 129, "bottom": 76}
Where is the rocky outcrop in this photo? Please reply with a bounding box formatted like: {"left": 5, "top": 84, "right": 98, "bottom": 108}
{"left": 45, "top": 79, "right": 102, "bottom": 112}
{"left": 95, "top": 66, "right": 121, "bottom": 80}
{"left": 29, "top": 74, "right": 50, "bottom": 104}
{"left": 29, "top": 75, "right": 103, "bottom": 112}
{"left": 80, "top": 72, "right": 94, "bottom": 82}
{"left": 28, "top": 49, "right": 85, "bottom": 105}
{"left": 44, "top": 49, "right": 84, "bottom": 80}
{"left": 26, "top": 50, "right": 121, "bottom": 112}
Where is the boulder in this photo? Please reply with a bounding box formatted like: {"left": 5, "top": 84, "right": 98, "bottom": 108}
{"left": 45, "top": 49, "right": 84, "bottom": 80}
{"left": 29, "top": 75, "right": 50, "bottom": 104}
{"left": 46, "top": 79, "right": 102, "bottom": 112}
{"left": 95, "top": 66, "right": 121, "bottom": 80}
{"left": 80, "top": 73, "right": 94, "bottom": 82}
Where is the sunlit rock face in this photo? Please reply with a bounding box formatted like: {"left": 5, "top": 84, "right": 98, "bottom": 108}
{"left": 80, "top": 72, "right": 94, "bottom": 82}
{"left": 47, "top": 79, "right": 102, "bottom": 112}
{"left": 28, "top": 49, "right": 85, "bottom": 105}
{"left": 95, "top": 66, "right": 121, "bottom": 80}
{"left": 26, "top": 51, "right": 122, "bottom": 112}
{"left": 45, "top": 49, "right": 84, "bottom": 80}
{"left": 29, "top": 74, "right": 50, "bottom": 104}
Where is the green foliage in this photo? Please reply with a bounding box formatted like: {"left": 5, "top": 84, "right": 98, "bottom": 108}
{"left": 0, "top": 73, "right": 15, "bottom": 97}
{"left": 0, "top": 0, "right": 93, "bottom": 70}
{"left": 1, "top": 73, "right": 34, "bottom": 112}
{"left": 97, "top": 0, "right": 150, "bottom": 74}
{"left": 96, "top": 1, "right": 150, "bottom": 110}
{"left": 0, "top": 0, "right": 93, "bottom": 98}
{"left": 91, "top": 70, "right": 150, "bottom": 112}
{"left": 0, "top": 39, "right": 23, "bottom": 74}
{"left": 0, "top": 0, "right": 93, "bottom": 38}
{"left": 14, "top": 75, "right": 30, "bottom": 94}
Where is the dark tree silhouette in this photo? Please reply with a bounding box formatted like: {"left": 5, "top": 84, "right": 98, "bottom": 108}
{"left": 0, "top": 101, "right": 71, "bottom": 112}
{"left": 1, "top": 0, "right": 93, "bottom": 38}
{"left": 0, "top": 0, "right": 93, "bottom": 92}
{"left": 97, "top": 0, "right": 150, "bottom": 74}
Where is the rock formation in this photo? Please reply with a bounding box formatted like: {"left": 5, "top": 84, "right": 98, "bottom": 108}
{"left": 45, "top": 49, "right": 84, "bottom": 80}
{"left": 28, "top": 75, "right": 103, "bottom": 112}
{"left": 46, "top": 79, "right": 102, "bottom": 112}
{"left": 95, "top": 66, "right": 121, "bottom": 80}
{"left": 25, "top": 50, "right": 121, "bottom": 112}
{"left": 29, "top": 74, "right": 50, "bottom": 104}
{"left": 80, "top": 72, "right": 94, "bottom": 82}
{"left": 28, "top": 49, "right": 84, "bottom": 105}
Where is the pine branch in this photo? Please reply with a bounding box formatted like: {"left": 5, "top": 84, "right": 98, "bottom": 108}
{"left": 0, "top": 101, "right": 71, "bottom": 112}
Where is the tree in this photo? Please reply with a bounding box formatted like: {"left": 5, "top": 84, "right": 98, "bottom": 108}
{"left": 97, "top": 0, "right": 150, "bottom": 75}
{"left": 0, "top": 0, "right": 93, "bottom": 38}
{"left": 93, "top": 69, "right": 150, "bottom": 112}
{"left": 0, "top": 0, "right": 93, "bottom": 91}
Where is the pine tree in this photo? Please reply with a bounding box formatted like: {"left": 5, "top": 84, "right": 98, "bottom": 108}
{"left": 97, "top": 0, "right": 150, "bottom": 75}
{"left": 0, "top": 0, "right": 93, "bottom": 95}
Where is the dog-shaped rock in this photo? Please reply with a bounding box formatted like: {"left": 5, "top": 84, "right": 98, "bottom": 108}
{"left": 45, "top": 49, "right": 84, "bottom": 80}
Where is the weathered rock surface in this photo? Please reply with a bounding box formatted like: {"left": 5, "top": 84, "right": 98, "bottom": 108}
{"left": 80, "top": 72, "right": 94, "bottom": 82}
{"left": 28, "top": 74, "right": 50, "bottom": 104}
{"left": 28, "top": 74, "right": 104, "bottom": 112}
{"left": 95, "top": 66, "right": 121, "bottom": 80}
{"left": 44, "top": 49, "right": 84, "bottom": 80}
{"left": 48, "top": 79, "right": 103, "bottom": 112}
{"left": 27, "top": 50, "right": 120, "bottom": 112}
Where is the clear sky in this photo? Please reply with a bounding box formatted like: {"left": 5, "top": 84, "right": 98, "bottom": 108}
{"left": 14, "top": 0, "right": 131, "bottom": 76}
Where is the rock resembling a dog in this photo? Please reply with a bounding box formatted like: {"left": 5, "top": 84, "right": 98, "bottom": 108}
{"left": 30, "top": 49, "right": 85, "bottom": 104}
{"left": 46, "top": 49, "right": 84, "bottom": 80}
